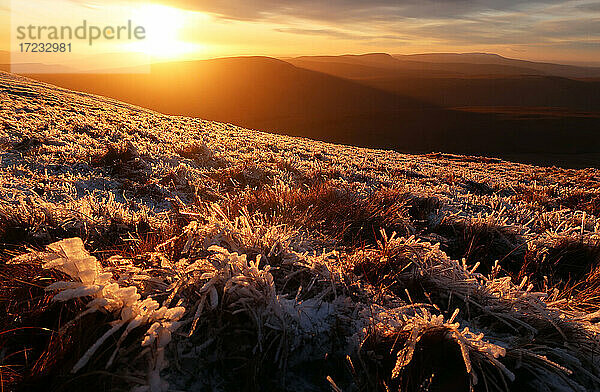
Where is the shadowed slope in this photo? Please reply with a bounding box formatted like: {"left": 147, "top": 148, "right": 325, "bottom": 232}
{"left": 10, "top": 55, "right": 600, "bottom": 167}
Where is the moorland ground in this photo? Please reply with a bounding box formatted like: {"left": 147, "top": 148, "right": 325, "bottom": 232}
{"left": 1, "top": 71, "right": 600, "bottom": 391}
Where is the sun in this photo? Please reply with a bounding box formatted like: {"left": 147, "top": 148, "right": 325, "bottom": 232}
{"left": 128, "top": 3, "right": 200, "bottom": 60}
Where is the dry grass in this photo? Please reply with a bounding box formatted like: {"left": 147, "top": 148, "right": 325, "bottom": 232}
{"left": 521, "top": 236, "right": 600, "bottom": 290}
{"left": 1, "top": 71, "right": 600, "bottom": 391}
{"left": 223, "top": 182, "right": 413, "bottom": 246}
{"left": 431, "top": 216, "right": 525, "bottom": 275}
{"left": 560, "top": 191, "right": 600, "bottom": 216}
{"left": 91, "top": 142, "right": 150, "bottom": 184}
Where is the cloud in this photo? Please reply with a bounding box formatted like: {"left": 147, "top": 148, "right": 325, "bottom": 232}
{"left": 62, "top": 0, "right": 600, "bottom": 59}
{"left": 274, "top": 27, "right": 406, "bottom": 41}
{"left": 166, "top": 0, "right": 568, "bottom": 22}
{"left": 577, "top": 2, "right": 600, "bottom": 12}
{"left": 536, "top": 17, "right": 600, "bottom": 37}
{"left": 164, "top": 1, "right": 598, "bottom": 42}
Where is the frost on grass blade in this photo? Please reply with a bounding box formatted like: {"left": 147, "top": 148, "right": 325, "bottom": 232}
{"left": 40, "top": 238, "right": 186, "bottom": 391}
{"left": 3, "top": 71, "right": 600, "bottom": 391}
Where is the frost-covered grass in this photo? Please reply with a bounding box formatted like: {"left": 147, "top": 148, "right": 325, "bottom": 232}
{"left": 1, "top": 71, "right": 600, "bottom": 391}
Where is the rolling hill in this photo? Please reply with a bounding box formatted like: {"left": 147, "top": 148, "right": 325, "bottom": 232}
{"left": 288, "top": 53, "right": 600, "bottom": 110}
{"left": 291, "top": 53, "right": 548, "bottom": 77}
{"left": 394, "top": 53, "right": 600, "bottom": 78}
{"left": 5, "top": 54, "right": 600, "bottom": 167}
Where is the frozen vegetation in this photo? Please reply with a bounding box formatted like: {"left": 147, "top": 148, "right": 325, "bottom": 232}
{"left": 1, "top": 70, "right": 600, "bottom": 391}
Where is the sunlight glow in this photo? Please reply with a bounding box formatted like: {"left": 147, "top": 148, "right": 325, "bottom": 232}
{"left": 127, "top": 3, "right": 202, "bottom": 59}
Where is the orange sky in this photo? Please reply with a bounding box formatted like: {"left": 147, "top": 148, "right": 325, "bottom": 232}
{"left": 1, "top": 0, "right": 599, "bottom": 68}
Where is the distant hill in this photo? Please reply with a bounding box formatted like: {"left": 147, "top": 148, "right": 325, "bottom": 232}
{"left": 395, "top": 53, "right": 600, "bottom": 78}
{"left": 0, "top": 51, "right": 76, "bottom": 73}
{"left": 292, "top": 53, "right": 546, "bottom": 77}
{"left": 289, "top": 53, "right": 600, "bottom": 111}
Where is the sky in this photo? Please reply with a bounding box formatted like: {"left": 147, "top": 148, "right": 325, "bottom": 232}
{"left": 1, "top": 0, "right": 599, "bottom": 65}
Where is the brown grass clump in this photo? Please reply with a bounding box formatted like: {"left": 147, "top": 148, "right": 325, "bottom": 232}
{"left": 0, "top": 203, "right": 82, "bottom": 255}
{"left": 225, "top": 183, "right": 413, "bottom": 246}
{"left": 351, "top": 241, "right": 430, "bottom": 305}
{"left": 432, "top": 216, "right": 525, "bottom": 275}
{"left": 520, "top": 236, "right": 600, "bottom": 289}
{"left": 181, "top": 307, "right": 294, "bottom": 391}
{"left": 0, "top": 198, "right": 162, "bottom": 266}
{"left": 175, "top": 141, "right": 225, "bottom": 169}
{"left": 556, "top": 264, "right": 600, "bottom": 312}
{"left": 542, "top": 237, "right": 600, "bottom": 282}
{"left": 206, "top": 162, "right": 273, "bottom": 191}
{"left": 461, "top": 180, "right": 495, "bottom": 195}
{"left": 405, "top": 195, "right": 440, "bottom": 226}
{"left": 176, "top": 141, "right": 212, "bottom": 161}
{"left": 8, "top": 136, "right": 44, "bottom": 155}
{"left": 156, "top": 169, "right": 196, "bottom": 199}
{"left": 559, "top": 191, "right": 600, "bottom": 216}
{"left": 359, "top": 327, "right": 472, "bottom": 392}
{"left": 91, "top": 142, "right": 150, "bottom": 183}
{"left": 513, "top": 184, "right": 560, "bottom": 210}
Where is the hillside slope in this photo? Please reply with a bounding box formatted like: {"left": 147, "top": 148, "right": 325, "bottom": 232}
{"left": 1, "top": 71, "right": 600, "bottom": 392}
{"left": 13, "top": 56, "right": 600, "bottom": 168}
{"left": 19, "top": 56, "right": 433, "bottom": 148}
